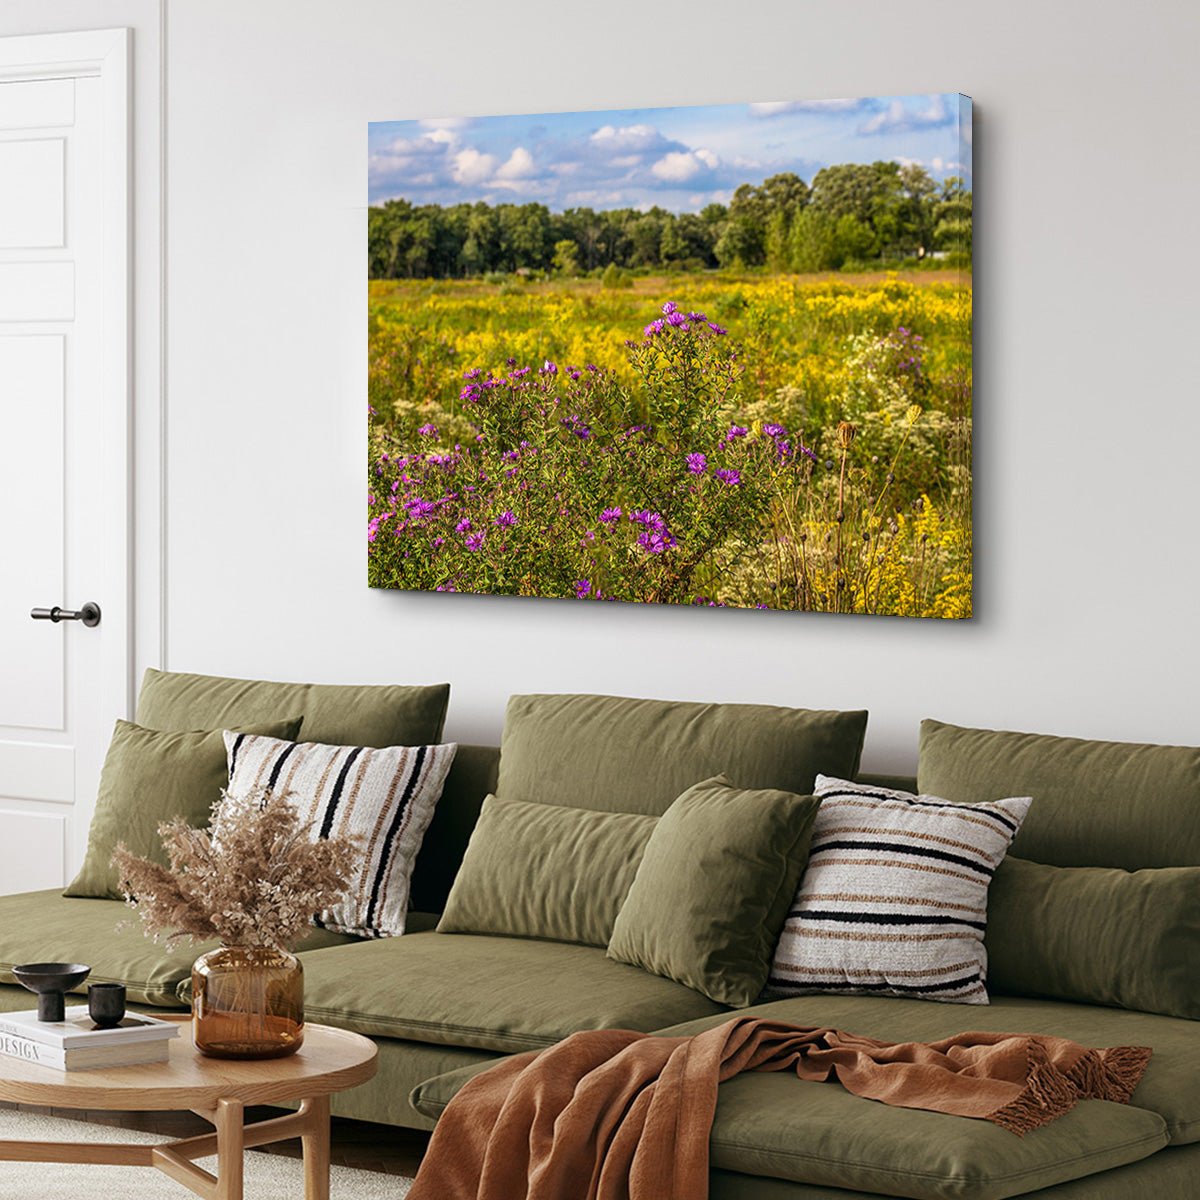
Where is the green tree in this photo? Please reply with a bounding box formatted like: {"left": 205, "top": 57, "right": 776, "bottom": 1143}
{"left": 552, "top": 238, "right": 580, "bottom": 276}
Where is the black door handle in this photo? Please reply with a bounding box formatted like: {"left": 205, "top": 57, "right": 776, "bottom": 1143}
{"left": 30, "top": 602, "right": 101, "bottom": 627}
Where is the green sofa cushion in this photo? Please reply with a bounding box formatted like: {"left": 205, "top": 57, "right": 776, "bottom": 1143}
{"left": 608, "top": 776, "right": 820, "bottom": 1005}
{"left": 414, "top": 1047, "right": 1165, "bottom": 1200}
{"left": 918, "top": 719, "right": 1200, "bottom": 869}
{"left": 653, "top": 993, "right": 1200, "bottom": 1148}
{"left": 0, "top": 890, "right": 357, "bottom": 1008}
{"left": 497, "top": 693, "right": 867, "bottom": 816}
{"left": 706, "top": 1144, "right": 1200, "bottom": 1200}
{"left": 438, "top": 797, "right": 656, "bottom": 947}
{"left": 65, "top": 716, "right": 302, "bottom": 900}
{"left": 135, "top": 667, "right": 450, "bottom": 748}
{"left": 297, "top": 930, "right": 726, "bottom": 1055}
{"left": 987, "top": 857, "right": 1200, "bottom": 1020}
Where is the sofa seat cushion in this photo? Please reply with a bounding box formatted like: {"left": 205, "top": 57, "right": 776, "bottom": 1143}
{"left": 414, "top": 1053, "right": 1166, "bottom": 1200}
{"left": 0, "top": 890, "right": 358, "bottom": 1008}
{"left": 655, "top": 993, "right": 1200, "bottom": 1147}
{"left": 297, "top": 930, "right": 727, "bottom": 1054}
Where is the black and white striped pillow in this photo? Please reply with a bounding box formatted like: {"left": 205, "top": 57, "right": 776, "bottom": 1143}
{"left": 768, "top": 776, "right": 1031, "bottom": 1004}
{"left": 223, "top": 731, "right": 458, "bottom": 938}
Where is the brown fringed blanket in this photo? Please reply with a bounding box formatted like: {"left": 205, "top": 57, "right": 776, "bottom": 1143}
{"left": 409, "top": 1016, "right": 1151, "bottom": 1200}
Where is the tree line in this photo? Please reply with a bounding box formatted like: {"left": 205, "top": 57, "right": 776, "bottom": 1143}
{"left": 368, "top": 161, "right": 971, "bottom": 280}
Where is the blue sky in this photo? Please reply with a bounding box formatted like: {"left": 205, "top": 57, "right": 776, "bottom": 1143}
{"left": 368, "top": 94, "right": 971, "bottom": 213}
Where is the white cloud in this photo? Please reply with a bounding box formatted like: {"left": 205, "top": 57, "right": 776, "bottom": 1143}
{"left": 859, "top": 94, "right": 949, "bottom": 136}
{"left": 453, "top": 147, "right": 498, "bottom": 185}
{"left": 589, "top": 124, "right": 665, "bottom": 154}
{"left": 425, "top": 128, "right": 458, "bottom": 145}
{"left": 495, "top": 147, "right": 536, "bottom": 180}
{"left": 651, "top": 149, "right": 718, "bottom": 182}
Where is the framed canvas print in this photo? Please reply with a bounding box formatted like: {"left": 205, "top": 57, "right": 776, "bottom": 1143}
{"left": 368, "top": 94, "right": 972, "bottom": 617}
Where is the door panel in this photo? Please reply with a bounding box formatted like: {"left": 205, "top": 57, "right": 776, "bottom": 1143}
{"left": 0, "top": 336, "right": 64, "bottom": 730}
{"left": 0, "top": 809, "right": 67, "bottom": 893}
{"left": 0, "top": 138, "right": 64, "bottom": 246}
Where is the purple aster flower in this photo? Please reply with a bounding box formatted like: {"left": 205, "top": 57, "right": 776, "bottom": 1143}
{"left": 661, "top": 301, "right": 679, "bottom": 315}
{"left": 762, "top": 422, "right": 787, "bottom": 439}
{"left": 727, "top": 425, "right": 748, "bottom": 439}
{"left": 495, "top": 510, "right": 518, "bottom": 528}
{"left": 574, "top": 579, "right": 592, "bottom": 599}
{"left": 506, "top": 357, "right": 517, "bottom": 367}
{"left": 666, "top": 311, "right": 687, "bottom": 327}
{"left": 715, "top": 468, "right": 742, "bottom": 486}
{"left": 463, "top": 368, "right": 482, "bottom": 381}
{"left": 455, "top": 518, "right": 472, "bottom": 532}
{"left": 464, "top": 532, "right": 485, "bottom": 551}
{"left": 643, "top": 319, "right": 665, "bottom": 337}
{"left": 539, "top": 360, "right": 558, "bottom": 376}
{"left": 686, "top": 452, "right": 707, "bottom": 475}
{"left": 685, "top": 311, "right": 707, "bottom": 324}
{"left": 600, "top": 506, "right": 622, "bottom": 525}
{"left": 707, "top": 322, "right": 727, "bottom": 335}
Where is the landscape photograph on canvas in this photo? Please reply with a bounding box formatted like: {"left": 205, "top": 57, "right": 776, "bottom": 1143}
{"left": 368, "top": 95, "right": 972, "bottom": 617}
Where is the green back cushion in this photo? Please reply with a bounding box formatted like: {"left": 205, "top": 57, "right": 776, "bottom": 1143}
{"left": 987, "top": 857, "right": 1200, "bottom": 1020}
{"left": 438, "top": 798, "right": 657, "bottom": 946}
{"left": 608, "top": 776, "right": 821, "bottom": 1006}
{"left": 66, "top": 716, "right": 302, "bottom": 900}
{"left": 919, "top": 719, "right": 1200, "bottom": 869}
{"left": 498, "top": 693, "right": 867, "bottom": 816}
{"left": 135, "top": 668, "right": 449, "bottom": 748}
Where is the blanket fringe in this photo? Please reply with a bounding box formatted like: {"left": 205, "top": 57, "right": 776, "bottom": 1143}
{"left": 989, "top": 1042, "right": 1153, "bottom": 1136}
{"left": 988, "top": 1041, "right": 1078, "bottom": 1136}
{"left": 1068, "top": 1045, "right": 1152, "bottom": 1105}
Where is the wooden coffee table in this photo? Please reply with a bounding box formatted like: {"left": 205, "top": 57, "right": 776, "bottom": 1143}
{"left": 0, "top": 1015, "right": 377, "bottom": 1199}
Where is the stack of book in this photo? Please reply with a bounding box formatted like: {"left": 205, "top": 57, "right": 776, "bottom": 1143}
{"left": 0, "top": 1006, "right": 179, "bottom": 1071}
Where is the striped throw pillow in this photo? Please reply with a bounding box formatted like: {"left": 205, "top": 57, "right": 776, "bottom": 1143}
{"left": 768, "top": 776, "right": 1031, "bottom": 1004}
{"left": 223, "top": 731, "right": 458, "bottom": 938}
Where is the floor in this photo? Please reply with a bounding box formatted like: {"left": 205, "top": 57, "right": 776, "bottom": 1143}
{"left": 0, "top": 1099, "right": 431, "bottom": 1177}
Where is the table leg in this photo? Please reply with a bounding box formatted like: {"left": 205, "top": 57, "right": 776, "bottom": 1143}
{"left": 215, "top": 1097, "right": 245, "bottom": 1200}
{"left": 301, "top": 1094, "right": 331, "bottom": 1200}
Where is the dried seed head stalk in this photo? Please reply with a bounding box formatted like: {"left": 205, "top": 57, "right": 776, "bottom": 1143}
{"left": 111, "top": 785, "right": 361, "bottom": 951}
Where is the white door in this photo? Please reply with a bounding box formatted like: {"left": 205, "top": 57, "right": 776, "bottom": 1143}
{"left": 0, "top": 30, "right": 130, "bottom": 895}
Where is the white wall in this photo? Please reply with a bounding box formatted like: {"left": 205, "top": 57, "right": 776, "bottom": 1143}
{"left": 10, "top": 0, "right": 1200, "bottom": 769}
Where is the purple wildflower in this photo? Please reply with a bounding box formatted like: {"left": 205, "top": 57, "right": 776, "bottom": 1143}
{"left": 455, "top": 518, "right": 472, "bottom": 532}
{"left": 464, "top": 532, "right": 485, "bottom": 551}
{"left": 666, "top": 311, "right": 687, "bottom": 327}
{"left": 707, "top": 322, "right": 727, "bottom": 335}
{"left": 495, "top": 510, "right": 518, "bottom": 528}
{"left": 539, "top": 360, "right": 558, "bottom": 376}
{"left": 599, "top": 507, "right": 622, "bottom": 526}
{"left": 715, "top": 468, "right": 742, "bottom": 486}
{"left": 463, "top": 368, "right": 482, "bottom": 381}
{"left": 686, "top": 452, "right": 707, "bottom": 474}
{"left": 643, "top": 319, "right": 665, "bottom": 337}
{"left": 727, "top": 425, "right": 748, "bottom": 439}
{"left": 574, "top": 579, "right": 592, "bottom": 599}
{"left": 685, "top": 311, "right": 707, "bottom": 324}
{"left": 762, "top": 422, "right": 787, "bottom": 439}
{"left": 661, "top": 301, "right": 679, "bottom": 315}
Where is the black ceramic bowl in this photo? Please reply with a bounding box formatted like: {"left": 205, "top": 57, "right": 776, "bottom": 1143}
{"left": 13, "top": 962, "right": 91, "bottom": 1022}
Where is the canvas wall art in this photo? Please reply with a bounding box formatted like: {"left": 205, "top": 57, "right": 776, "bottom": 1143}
{"left": 368, "top": 94, "right": 972, "bottom": 617}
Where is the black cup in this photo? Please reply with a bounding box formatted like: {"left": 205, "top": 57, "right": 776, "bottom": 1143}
{"left": 88, "top": 982, "right": 126, "bottom": 1029}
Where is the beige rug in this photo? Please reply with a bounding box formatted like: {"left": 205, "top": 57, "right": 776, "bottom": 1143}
{"left": 0, "top": 1107, "right": 413, "bottom": 1198}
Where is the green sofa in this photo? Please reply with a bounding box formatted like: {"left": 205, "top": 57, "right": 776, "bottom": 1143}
{"left": 0, "top": 671, "right": 1196, "bottom": 1200}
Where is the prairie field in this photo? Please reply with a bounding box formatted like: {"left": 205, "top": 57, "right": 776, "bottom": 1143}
{"left": 368, "top": 271, "right": 972, "bottom": 617}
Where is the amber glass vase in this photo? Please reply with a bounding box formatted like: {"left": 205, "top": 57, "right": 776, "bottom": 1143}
{"left": 192, "top": 946, "right": 304, "bottom": 1059}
